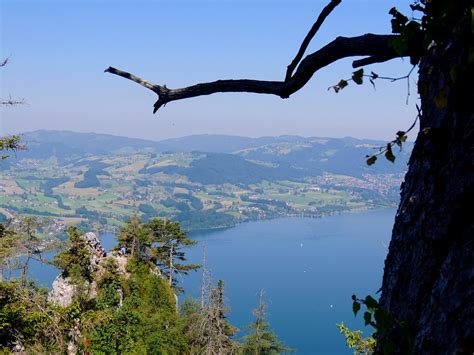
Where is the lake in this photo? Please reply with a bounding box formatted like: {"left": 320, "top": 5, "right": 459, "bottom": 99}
{"left": 26, "top": 209, "right": 394, "bottom": 354}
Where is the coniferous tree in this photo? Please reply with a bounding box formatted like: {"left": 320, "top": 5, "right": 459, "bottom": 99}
{"left": 146, "top": 218, "right": 199, "bottom": 290}
{"left": 0, "top": 224, "right": 18, "bottom": 282}
{"left": 116, "top": 216, "right": 149, "bottom": 261}
{"left": 189, "top": 278, "right": 237, "bottom": 354}
{"left": 53, "top": 226, "right": 92, "bottom": 282}
{"left": 16, "top": 217, "right": 42, "bottom": 287}
{"left": 0, "top": 217, "right": 45, "bottom": 286}
{"left": 240, "top": 291, "right": 294, "bottom": 355}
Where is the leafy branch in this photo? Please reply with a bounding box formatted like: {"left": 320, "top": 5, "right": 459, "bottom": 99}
{"left": 328, "top": 1, "right": 423, "bottom": 98}
{"left": 352, "top": 294, "right": 413, "bottom": 354}
{"left": 329, "top": 66, "right": 416, "bottom": 105}
{"left": 365, "top": 105, "right": 420, "bottom": 166}
{"left": 0, "top": 135, "right": 26, "bottom": 160}
{"left": 337, "top": 322, "right": 375, "bottom": 354}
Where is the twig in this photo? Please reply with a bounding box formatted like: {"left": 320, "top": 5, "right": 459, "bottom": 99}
{"left": 329, "top": 65, "right": 416, "bottom": 105}
{"left": 1, "top": 95, "right": 25, "bottom": 106}
{"left": 365, "top": 65, "right": 416, "bottom": 82}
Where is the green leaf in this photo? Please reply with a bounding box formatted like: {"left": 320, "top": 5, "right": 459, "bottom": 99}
{"left": 364, "top": 311, "right": 372, "bottom": 326}
{"left": 352, "top": 69, "right": 364, "bottom": 85}
{"left": 332, "top": 79, "right": 349, "bottom": 93}
{"left": 338, "top": 79, "right": 348, "bottom": 89}
{"left": 352, "top": 301, "right": 361, "bottom": 316}
{"left": 402, "top": 21, "right": 423, "bottom": 65}
{"left": 385, "top": 144, "right": 396, "bottom": 163}
{"left": 334, "top": 79, "right": 349, "bottom": 92}
{"left": 366, "top": 156, "right": 377, "bottom": 166}
{"left": 364, "top": 295, "right": 378, "bottom": 309}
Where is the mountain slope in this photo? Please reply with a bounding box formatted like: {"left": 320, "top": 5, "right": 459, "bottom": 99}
{"left": 13, "top": 130, "right": 412, "bottom": 179}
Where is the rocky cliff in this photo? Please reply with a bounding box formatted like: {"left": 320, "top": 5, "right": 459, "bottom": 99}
{"left": 48, "top": 232, "right": 126, "bottom": 307}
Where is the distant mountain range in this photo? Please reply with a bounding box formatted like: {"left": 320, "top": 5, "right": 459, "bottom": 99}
{"left": 13, "top": 130, "right": 412, "bottom": 179}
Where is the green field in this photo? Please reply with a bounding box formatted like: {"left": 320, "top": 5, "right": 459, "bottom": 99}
{"left": 1, "top": 151, "right": 399, "bottom": 233}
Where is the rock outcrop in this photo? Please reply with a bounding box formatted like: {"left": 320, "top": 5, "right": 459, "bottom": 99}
{"left": 48, "top": 275, "right": 77, "bottom": 307}
{"left": 48, "top": 232, "right": 112, "bottom": 307}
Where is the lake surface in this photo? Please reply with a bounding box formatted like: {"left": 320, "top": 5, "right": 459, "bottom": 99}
{"left": 26, "top": 209, "right": 394, "bottom": 354}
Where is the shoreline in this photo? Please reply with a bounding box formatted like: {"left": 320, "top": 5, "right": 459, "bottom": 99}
{"left": 188, "top": 205, "right": 397, "bottom": 236}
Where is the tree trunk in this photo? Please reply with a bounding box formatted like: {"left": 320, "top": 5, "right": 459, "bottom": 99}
{"left": 379, "top": 14, "right": 473, "bottom": 354}
{"left": 169, "top": 243, "right": 174, "bottom": 287}
{"left": 21, "top": 253, "right": 31, "bottom": 287}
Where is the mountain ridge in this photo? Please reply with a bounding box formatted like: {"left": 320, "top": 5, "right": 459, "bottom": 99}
{"left": 17, "top": 129, "right": 412, "bottom": 154}
{"left": 12, "top": 130, "right": 412, "bottom": 178}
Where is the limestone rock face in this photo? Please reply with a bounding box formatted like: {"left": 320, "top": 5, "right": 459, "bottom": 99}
{"left": 83, "top": 232, "right": 106, "bottom": 268}
{"left": 48, "top": 275, "right": 77, "bottom": 307}
{"left": 49, "top": 232, "right": 104, "bottom": 307}
{"left": 48, "top": 232, "right": 132, "bottom": 308}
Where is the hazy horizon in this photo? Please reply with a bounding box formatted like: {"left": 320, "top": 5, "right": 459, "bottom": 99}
{"left": 17, "top": 128, "right": 418, "bottom": 143}
{"left": 2, "top": 0, "right": 418, "bottom": 141}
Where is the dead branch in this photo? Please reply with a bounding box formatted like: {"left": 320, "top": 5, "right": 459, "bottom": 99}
{"left": 106, "top": 33, "right": 402, "bottom": 113}
{"left": 285, "top": 0, "right": 342, "bottom": 81}
{"left": 1, "top": 97, "right": 25, "bottom": 106}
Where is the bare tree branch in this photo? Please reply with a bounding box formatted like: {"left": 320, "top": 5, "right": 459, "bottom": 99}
{"left": 1, "top": 58, "right": 25, "bottom": 106}
{"left": 1, "top": 97, "right": 25, "bottom": 106}
{"left": 103, "top": 67, "right": 160, "bottom": 93}
{"left": 106, "top": 33, "right": 402, "bottom": 113}
{"left": 285, "top": 0, "right": 342, "bottom": 81}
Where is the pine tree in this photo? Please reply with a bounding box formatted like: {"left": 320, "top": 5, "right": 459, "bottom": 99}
{"left": 146, "top": 218, "right": 199, "bottom": 290}
{"left": 116, "top": 216, "right": 149, "bottom": 261}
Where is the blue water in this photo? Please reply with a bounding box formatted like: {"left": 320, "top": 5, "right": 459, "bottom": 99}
{"left": 25, "top": 209, "right": 394, "bottom": 354}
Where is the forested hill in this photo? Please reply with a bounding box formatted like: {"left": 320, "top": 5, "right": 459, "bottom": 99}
{"left": 16, "top": 130, "right": 412, "bottom": 177}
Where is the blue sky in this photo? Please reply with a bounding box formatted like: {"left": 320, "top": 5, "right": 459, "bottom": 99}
{"left": 1, "top": 0, "right": 418, "bottom": 140}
